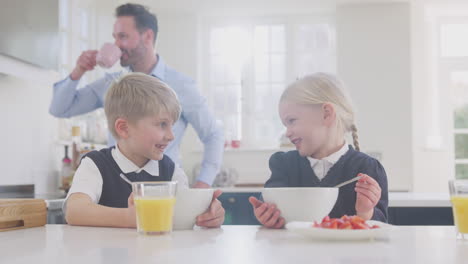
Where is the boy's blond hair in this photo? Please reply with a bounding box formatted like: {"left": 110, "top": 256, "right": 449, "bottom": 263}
{"left": 280, "top": 72, "right": 360, "bottom": 151}
{"left": 104, "top": 72, "right": 181, "bottom": 139}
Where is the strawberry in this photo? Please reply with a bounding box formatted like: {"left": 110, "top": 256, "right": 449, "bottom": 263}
{"left": 312, "top": 215, "right": 379, "bottom": 230}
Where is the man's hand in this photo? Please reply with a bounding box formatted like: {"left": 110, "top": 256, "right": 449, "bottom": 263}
{"left": 70, "top": 50, "right": 98, "bottom": 80}
{"left": 193, "top": 181, "right": 211, "bottom": 188}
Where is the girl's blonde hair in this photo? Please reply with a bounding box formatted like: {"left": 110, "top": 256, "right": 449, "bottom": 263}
{"left": 104, "top": 72, "right": 181, "bottom": 139}
{"left": 280, "top": 72, "right": 360, "bottom": 151}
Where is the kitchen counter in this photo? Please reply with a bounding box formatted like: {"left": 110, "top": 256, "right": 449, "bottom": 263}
{"left": 218, "top": 189, "right": 454, "bottom": 225}
{"left": 0, "top": 225, "right": 466, "bottom": 264}
{"left": 0, "top": 185, "right": 67, "bottom": 224}
{"left": 388, "top": 192, "right": 451, "bottom": 207}
{"left": 0, "top": 185, "right": 451, "bottom": 208}
{"left": 0, "top": 185, "right": 65, "bottom": 200}
{"left": 2, "top": 190, "right": 452, "bottom": 209}
{"left": 220, "top": 188, "right": 452, "bottom": 207}
{"left": 1, "top": 186, "right": 453, "bottom": 225}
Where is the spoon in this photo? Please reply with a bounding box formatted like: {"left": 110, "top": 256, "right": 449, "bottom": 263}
{"left": 119, "top": 173, "right": 133, "bottom": 185}
{"left": 334, "top": 175, "right": 362, "bottom": 188}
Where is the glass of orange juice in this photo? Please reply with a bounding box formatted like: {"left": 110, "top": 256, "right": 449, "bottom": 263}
{"left": 132, "top": 181, "right": 177, "bottom": 235}
{"left": 449, "top": 180, "right": 468, "bottom": 240}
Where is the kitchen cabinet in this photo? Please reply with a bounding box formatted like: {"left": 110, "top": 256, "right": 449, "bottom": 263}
{"left": 1, "top": 186, "right": 454, "bottom": 225}
{"left": 218, "top": 191, "right": 455, "bottom": 225}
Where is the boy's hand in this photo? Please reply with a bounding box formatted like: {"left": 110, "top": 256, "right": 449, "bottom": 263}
{"left": 126, "top": 192, "right": 137, "bottom": 228}
{"left": 249, "top": 196, "right": 285, "bottom": 229}
{"left": 196, "top": 190, "right": 225, "bottom": 228}
{"left": 355, "top": 173, "right": 381, "bottom": 220}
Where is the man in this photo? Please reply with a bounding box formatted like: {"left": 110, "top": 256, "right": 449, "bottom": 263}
{"left": 49, "top": 3, "right": 224, "bottom": 188}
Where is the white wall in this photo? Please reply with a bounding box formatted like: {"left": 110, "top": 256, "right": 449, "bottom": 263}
{"left": 139, "top": 0, "right": 335, "bottom": 15}
{"left": 336, "top": 2, "right": 412, "bottom": 191}
{"left": 0, "top": 58, "right": 58, "bottom": 191}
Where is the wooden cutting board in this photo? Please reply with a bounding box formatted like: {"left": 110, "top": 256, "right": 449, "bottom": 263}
{"left": 0, "top": 199, "right": 47, "bottom": 232}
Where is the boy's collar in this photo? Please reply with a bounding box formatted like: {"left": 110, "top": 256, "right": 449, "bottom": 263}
{"left": 112, "top": 145, "right": 159, "bottom": 176}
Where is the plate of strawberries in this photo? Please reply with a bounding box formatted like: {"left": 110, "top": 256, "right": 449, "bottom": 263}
{"left": 285, "top": 215, "right": 393, "bottom": 241}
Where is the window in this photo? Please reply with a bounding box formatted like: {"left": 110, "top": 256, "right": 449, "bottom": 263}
{"left": 208, "top": 27, "right": 247, "bottom": 142}
{"left": 439, "top": 21, "right": 468, "bottom": 179}
{"left": 250, "top": 24, "right": 286, "bottom": 148}
{"left": 204, "top": 17, "right": 336, "bottom": 149}
{"left": 452, "top": 71, "right": 468, "bottom": 179}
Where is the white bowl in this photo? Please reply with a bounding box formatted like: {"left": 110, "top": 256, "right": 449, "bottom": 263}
{"left": 262, "top": 187, "right": 338, "bottom": 223}
{"left": 173, "top": 188, "right": 214, "bottom": 230}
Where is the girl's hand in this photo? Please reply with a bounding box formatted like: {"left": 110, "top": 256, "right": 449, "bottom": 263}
{"left": 196, "top": 190, "right": 225, "bottom": 228}
{"left": 249, "top": 196, "right": 285, "bottom": 229}
{"left": 355, "top": 173, "right": 381, "bottom": 220}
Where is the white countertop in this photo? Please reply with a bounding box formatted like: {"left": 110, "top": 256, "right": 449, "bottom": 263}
{"left": 220, "top": 188, "right": 452, "bottom": 207}
{"left": 38, "top": 190, "right": 452, "bottom": 209}
{"left": 388, "top": 192, "right": 451, "bottom": 207}
{"left": 0, "top": 225, "right": 466, "bottom": 264}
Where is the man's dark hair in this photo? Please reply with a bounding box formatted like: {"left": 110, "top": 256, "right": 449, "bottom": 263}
{"left": 116, "top": 3, "right": 158, "bottom": 43}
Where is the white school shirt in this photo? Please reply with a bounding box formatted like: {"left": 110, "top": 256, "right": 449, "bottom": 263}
{"left": 64, "top": 145, "right": 188, "bottom": 212}
{"left": 307, "top": 143, "right": 350, "bottom": 180}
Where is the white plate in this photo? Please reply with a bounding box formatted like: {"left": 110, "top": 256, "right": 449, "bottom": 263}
{"left": 285, "top": 220, "right": 393, "bottom": 241}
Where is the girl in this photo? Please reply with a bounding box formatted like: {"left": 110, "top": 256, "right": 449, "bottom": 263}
{"left": 249, "top": 73, "right": 388, "bottom": 229}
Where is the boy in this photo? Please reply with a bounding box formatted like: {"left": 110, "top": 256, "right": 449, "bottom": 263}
{"left": 65, "top": 73, "right": 225, "bottom": 228}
